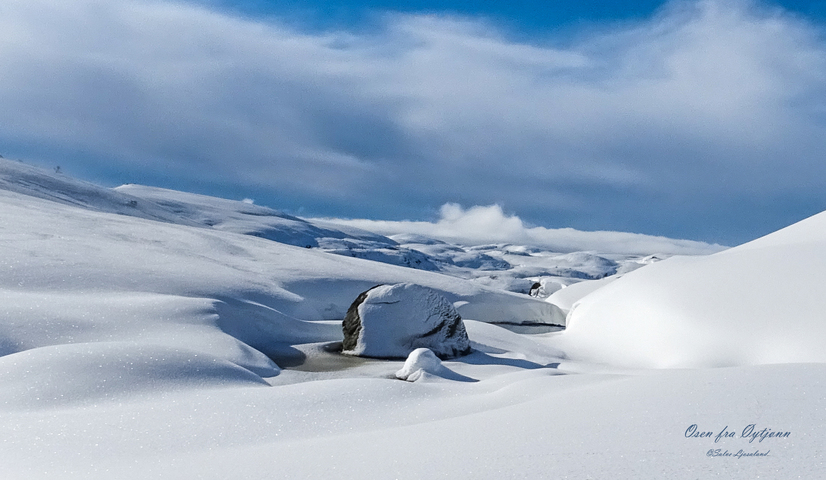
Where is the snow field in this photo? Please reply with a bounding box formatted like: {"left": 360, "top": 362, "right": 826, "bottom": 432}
{"left": 0, "top": 158, "right": 820, "bottom": 478}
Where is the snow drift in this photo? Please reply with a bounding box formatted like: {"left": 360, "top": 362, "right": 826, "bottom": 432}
{"left": 560, "top": 210, "right": 826, "bottom": 368}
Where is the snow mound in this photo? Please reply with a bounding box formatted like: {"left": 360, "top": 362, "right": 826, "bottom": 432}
{"left": 342, "top": 284, "right": 472, "bottom": 359}
{"left": 456, "top": 294, "right": 566, "bottom": 326}
{"left": 560, "top": 210, "right": 826, "bottom": 368}
{"left": 0, "top": 290, "right": 283, "bottom": 377}
{"left": 394, "top": 348, "right": 476, "bottom": 382}
{"left": 464, "top": 320, "right": 565, "bottom": 365}
{"left": 395, "top": 348, "right": 441, "bottom": 381}
{"left": 546, "top": 277, "right": 618, "bottom": 314}
{"left": 0, "top": 342, "right": 269, "bottom": 410}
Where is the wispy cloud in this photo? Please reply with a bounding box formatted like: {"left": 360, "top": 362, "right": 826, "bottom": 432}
{"left": 316, "top": 203, "right": 726, "bottom": 255}
{"left": 1, "top": 0, "right": 825, "bottom": 243}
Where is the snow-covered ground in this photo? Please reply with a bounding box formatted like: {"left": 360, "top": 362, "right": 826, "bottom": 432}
{"left": 0, "top": 159, "right": 819, "bottom": 479}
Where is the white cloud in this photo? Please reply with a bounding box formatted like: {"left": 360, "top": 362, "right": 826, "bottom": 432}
{"left": 1, "top": 0, "right": 825, "bottom": 243}
{"left": 316, "top": 203, "right": 727, "bottom": 255}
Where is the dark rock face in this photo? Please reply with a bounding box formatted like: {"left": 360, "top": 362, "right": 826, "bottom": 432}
{"left": 341, "top": 283, "right": 472, "bottom": 360}
{"left": 342, "top": 286, "right": 379, "bottom": 352}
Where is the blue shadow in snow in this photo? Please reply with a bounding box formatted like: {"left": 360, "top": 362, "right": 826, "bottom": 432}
{"left": 455, "top": 350, "right": 562, "bottom": 371}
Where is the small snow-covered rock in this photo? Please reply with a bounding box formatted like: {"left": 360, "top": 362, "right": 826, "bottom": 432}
{"left": 342, "top": 283, "right": 472, "bottom": 359}
{"left": 395, "top": 348, "right": 443, "bottom": 381}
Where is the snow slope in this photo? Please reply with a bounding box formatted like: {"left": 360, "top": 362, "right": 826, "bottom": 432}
{"left": 114, "top": 184, "right": 397, "bottom": 249}
{"left": 0, "top": 159, "right": 198, "bottom": 226}
{"left": 561, "top": 210, "right": 826, "bottom": 368}
{"left": 0, "top": 159, "right": 820, "bottom": 479}
{"left": 1, "top": 163, "right": 560, "bottom": 326}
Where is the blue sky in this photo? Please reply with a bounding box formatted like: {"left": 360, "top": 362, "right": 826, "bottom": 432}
{"left": 207, "top": 0, "right": 826, "bottom": 29}
{"left": 2, "top": 0, "right": 826, "bottom": 246}
{"left": 203, "top": 0, "right": 669, "bottom": 30}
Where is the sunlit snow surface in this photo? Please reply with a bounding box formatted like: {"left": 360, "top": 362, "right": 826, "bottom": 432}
{"left": 0, "top": 159, "right": 821, "bottom": 479}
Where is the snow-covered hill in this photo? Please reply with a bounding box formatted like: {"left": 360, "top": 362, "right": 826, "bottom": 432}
{"left": 114, "top": 184, "right": 666, "bottom": 294}
{"left": 0, "top": 158, "right": 820, "bottom": 479}
{"left": 560, "top": 209, "right": 826, "bottom": 368}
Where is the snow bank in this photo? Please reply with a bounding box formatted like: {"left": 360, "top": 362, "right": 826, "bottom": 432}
{"left": 559, "top": 210, "right": 826, "bottom": 368}
{"left": 0, "top": 342, "right": 269, "bottom": 410}
{"left": 545, "top": 276, "right": 618, "bottom": 314}
{"left": 457, "top": 296, "right": 566, "bottom": 326}
{"left": 0, "top": 290, "right": 282, "bottom": 377}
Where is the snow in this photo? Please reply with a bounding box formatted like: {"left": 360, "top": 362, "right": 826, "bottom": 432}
{"left": 545, "top": 276, "right": 618, "bottom": 314}
{"left": 342, "top": 283, "right": 471, "bottom": 359}
{"left": 0, "top": 158, "right": 821, "bottom": 478}
{"left": 0, "top": 342, "right": 270, "bottom": 410}
{"left": 116, "top": 184, "right": 399, "bottom": 249}
{"left": 561, "top": 210, "right": 826, "bottom": 368}
{"left": 395, "top": 347, "right": 472, "bottom": 382}
{"left": 320, "top": 203, "right": 727, "bottom": 256}
{"left": 349, "top": 284, "right": 470, "bottom": 358}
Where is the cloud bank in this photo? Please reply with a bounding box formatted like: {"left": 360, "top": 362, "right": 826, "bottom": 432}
{"left": 2, "top": 0, "right": 826, "bottom": 243}
{"left": 317, "top": 204, "right": 726, "bottom": 255}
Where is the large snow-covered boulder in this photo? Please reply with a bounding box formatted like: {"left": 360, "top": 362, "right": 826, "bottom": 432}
{"left": 342, "top": 283, "right": 472, "bottom": 359}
